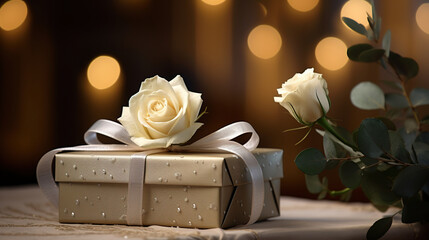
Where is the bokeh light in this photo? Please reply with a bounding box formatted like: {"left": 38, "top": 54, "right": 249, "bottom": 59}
{"left": 87, "top": 56, "right": 121, "bottom": 90}
{"left": 340, "top": 0, "right": 372, "bottom": 27}
{"left": 416, "top": 3, "right": 429, "bottom": 34}
{"left": 201, "top": 0, "right": 226, "bottom": 6}
{"left": 315, "top": 37, "right": 348, "bottom": 71}
{"left": 0, "top": 0, "right": 28, "bottom": 31}
{"left": 248, "top": 25, "right": 282, "bottom": 59}
{"left": 287, "top": 0, "right": 319, "bottom": 12}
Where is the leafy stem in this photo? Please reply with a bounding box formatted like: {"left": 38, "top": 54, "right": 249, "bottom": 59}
{"left": 384, "top": 56, "right": 421, "bottom": 130}
{"left": 329, "top": 188, "right": 351, "bottom": 196}
{"left": 317, "top": 117, "right": 358, "bottom": 151}
{"left": 399, "top": 80, "right": 421, "bottom": 130}
{"left": 327, "top": 154, "right": 411, "bottom": 167}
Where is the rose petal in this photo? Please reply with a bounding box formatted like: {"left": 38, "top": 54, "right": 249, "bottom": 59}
{"left": 172, "top": 83, "right": 189, "bottom": 112}
{"left": 144, "top": 122, "right": 168, "bottom": 139}
{"left": 131, "top": 122, "right": 203, "bottom": 149}
{"left": 166, "top": 108, "right": 188, "bottom": 135}
{"left": 139, "top": 76, "right": 180, "bottom": 111}
{"left": 166, "top": 122, "right": 204, "bottom": 146}
{"left": 187, "top": 91, "right": 203, "bottom": 121}
{"left": 138, "top": 92, "right": 177, "bottom": 122}
{"left": 118, "top": 107, "right": 150, "bottom": 138}
{"left": 169, "top": 75, "right": 188, "bottom": 91}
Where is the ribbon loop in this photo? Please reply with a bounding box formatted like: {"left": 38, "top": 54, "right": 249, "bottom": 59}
{"left": 177, "top": 121, "right": 259, "bottom": 151}
{"left": 84, "top": 119, "right": 138, "bottom": 146}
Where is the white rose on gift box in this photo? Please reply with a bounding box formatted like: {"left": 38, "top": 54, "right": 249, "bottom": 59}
{"left": 274, "top": 68, "right": 330, "bottom": 124}
{"left": 118, "top": 75, "right": 203, "bottom": 149}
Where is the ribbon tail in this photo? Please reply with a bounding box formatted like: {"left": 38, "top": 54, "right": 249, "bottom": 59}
{"left": 127, "top": 149, "right": 166, "bottom": 225}
{"left": 36, "top": 147, "right": 69, "bottom": 207}
{"left": 217, "top": 142, "right": 264, "bottom": 225}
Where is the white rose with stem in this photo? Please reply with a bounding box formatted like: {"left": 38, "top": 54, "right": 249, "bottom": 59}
{"left": 275, "top": 68, "right": 356, "bottom": 149}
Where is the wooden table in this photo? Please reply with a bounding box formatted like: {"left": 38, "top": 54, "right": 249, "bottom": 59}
{"left": 0, "top": 185, "right": 426, "bottom": 239}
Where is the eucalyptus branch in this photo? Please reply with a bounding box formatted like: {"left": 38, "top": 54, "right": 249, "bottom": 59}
{"left": 363, "top": 161, "right": 381, "bottom": 169}
{"left": 399, "top": 81, "right": 421, "bottom": 130}
{"left": 327, "top": 154, "right": 411, "bottom": 167}
{"left": 383, "top": 152, "right": 412, "bottom": 166}
{"left": 328, "top": 155, "right": 364, "bottom": 161}
{"left": 317, "top": 117, "right": 358, "bottom": 151}
{"left": 383, "top": 56, "right": 421, "bottom": 130}
{"left": 329, "top": 188, "right": 351, "bottom": 196}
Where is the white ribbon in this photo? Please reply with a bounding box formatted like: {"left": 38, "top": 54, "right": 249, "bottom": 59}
{"left": 36, "top": 120, "right": 264, "bottom": 226}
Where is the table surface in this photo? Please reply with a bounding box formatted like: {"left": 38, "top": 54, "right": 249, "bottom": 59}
{"left": 0, "top": 185, "right": 426, "bottom": 240}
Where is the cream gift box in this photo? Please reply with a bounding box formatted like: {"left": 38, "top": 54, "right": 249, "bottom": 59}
{"left": 54, "top": 148, "right": 283, "bottom": 228}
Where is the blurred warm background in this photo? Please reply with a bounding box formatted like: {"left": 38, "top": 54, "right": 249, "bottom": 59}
{"left": 1, "top": 0, "right": 429, "bottom": 201}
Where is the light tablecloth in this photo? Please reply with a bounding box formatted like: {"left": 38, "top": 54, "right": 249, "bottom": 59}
{"left": 0, "top": 185, "right": 426, "bottom": 239}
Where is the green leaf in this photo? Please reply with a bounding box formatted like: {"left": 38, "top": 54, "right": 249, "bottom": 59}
{"left": 412, "top": 142, "right": 429, "bottom": 166}
{"left": 339, "top": 161, "right": 362, "bottom": 189}
{"left": 367, "top": 15, "right": 375, "bottom": 32}
{"left": 392, "top": 165, "right": 429, "bottom": 198}
{"left": 323, "top": 133, "right": 347, "bottom": 159}
{"left": 402, "top": 194, "right": 429, "bottom": 223}
{"left": 376, "top": 117, "right": 396, "bottom": 131}
{"left": 388, "top": 52, "right": 419, "bottom": 79}
{"left": 385, "top": 93, "right": 409, "bottom": 109}
{"left": 342, "top": 17, "right": 368, "bottom": 36}
{"left": 295, "top": 148, "right": 326, "bottom": 175}
{"left": 347, "top": 44, "right": 373, "bottom": 61}
{"left": 361, "top": 170, "right": 400, "bottom": 208}
{"left": 404, "top": 118, "right": 418, "bottom": 133}
{"left": 377, "top": 162, "right": 393, "bottom": 172}
{"left": 410, "top": 88, "right": 429, "bottom": 107}
{"left": 416, "top": 132, "right": 429, "bottom": 145}
{"left": 361, "top": 156, "right": 379, "bottom": 166}
{"left": 370, "top": 0, "right": 376, "bottom": 21}
{"left": 305, "top": 174, "right": 323, "bottom": 194}
{"left": 318, "top": 189, "right": 328, "bottom": 200}
{"left": 385, "top": 109, "right": 404, "bottom": 120}
{"left": 358, "top": 118, "right": 391, "bottom": 158}
{"left": 382, "top": 30, "right": 391, "bottom": 57}
{"left": 366, "top": 217, "right": 393, "bottom": 240}
{"left": 382, "top": 80, "right": 402, "bottom": 91}
{"left": 375, "top": 17, "right": 382, "bottom": 40}
{"left": 358, "top": 48, "right": 385, "bottom": 62}
{"left": 389, "top": 130, "right": 411, "bottom": 163}
{"left": 351, "top": 82, "right": 385, "bottom": 110}
{"left": 318, "top": 177, "right": 329, "bottom": 199}
{"left": 399, "top": 128, "right": 417, "bottom": 153}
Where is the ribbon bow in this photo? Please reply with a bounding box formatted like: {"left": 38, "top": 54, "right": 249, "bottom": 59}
{"left": 37, "top": 120, "right": 264, "bottom": 226}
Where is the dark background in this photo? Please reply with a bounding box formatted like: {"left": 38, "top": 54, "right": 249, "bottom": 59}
{"left": 1, "top": 0, "right": 429, "bottom": 201}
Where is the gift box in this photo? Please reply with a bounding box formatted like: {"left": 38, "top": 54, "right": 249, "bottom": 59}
{"left": 54, "top": 148, "right": 283, "bottom": 228}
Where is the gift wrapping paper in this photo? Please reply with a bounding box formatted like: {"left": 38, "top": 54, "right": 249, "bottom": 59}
{"left": 55, "top": 148, "right": 283, "bottom": 228}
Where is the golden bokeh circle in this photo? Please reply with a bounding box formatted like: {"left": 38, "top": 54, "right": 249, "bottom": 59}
{"left": 201, "top": 0, "right": 226, "bottom": 6}
{"left": 416, "top": 3, "right": 429, "bottom": 34}
{"left": 341, "top": 0, "right": 372, "bottom": 27}
{"left": 248, "top": 25, "right": 283, "bottom": 59}
{"left": 315, "top": 37, "right": 348, "bottom": 71}
{"left": 0, "top": 0, "right": 28, "bottom": 31}
{"left": 287, "top": 0, "right": 319, "bottom": 12}
{"left": 87, "top": 56, "right": 121, "bottom": 90}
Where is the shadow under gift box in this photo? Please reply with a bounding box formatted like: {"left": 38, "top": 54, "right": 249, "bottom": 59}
{"left": 55, "top": 148, "right": 283, "bottom": 228}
